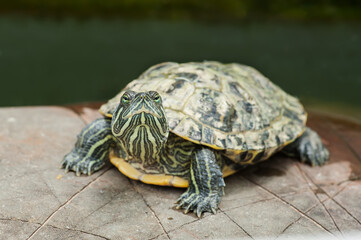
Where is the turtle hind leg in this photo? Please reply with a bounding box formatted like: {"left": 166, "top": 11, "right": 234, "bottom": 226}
{"left": 62, "top": 118, "right": 116, "bottom": 176}
{"left": 176, "top": 147, "right": 225, "bottom": 217}
{"left": 282, "top": 127, "right": 329, "bottom": 166}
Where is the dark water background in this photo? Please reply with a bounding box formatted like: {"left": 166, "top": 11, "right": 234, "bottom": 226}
{"left": 0, "top": 16, "right": 360, "bottom": 114}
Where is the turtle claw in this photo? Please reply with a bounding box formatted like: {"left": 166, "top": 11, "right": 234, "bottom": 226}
{"left": 176, "top": 190, "right": 220, "bottom": 218}
{"left": 88, "top": 162, "right": 95, "bottom": 176}
{"left": 64, "top": 164, "right": 70, "bottom": 173}
{"left": 196, "top": 208, "right": 202, "bottom": 218}
{"left": 59, "top": 161, "right": 65, "bottom": 169}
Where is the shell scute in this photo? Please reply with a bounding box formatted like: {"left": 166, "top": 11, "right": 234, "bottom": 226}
{"left": 201, "top": 125, "right": 215, "bottom": 146}
{"left": 172, "top": 117, "right": 202, "bottom": 143}
{"left": 183, "top": 88, "right": 234, "bottom": 132}
{"left": 165, "top": 109, "right": 183, "bottom": 130}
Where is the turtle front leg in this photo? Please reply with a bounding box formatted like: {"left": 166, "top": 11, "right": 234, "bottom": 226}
{"left": 176, "top": 147, "right": 225, "bottom": 217}
{"left": 62, "top": 118, "right": 116, "bottom": 176}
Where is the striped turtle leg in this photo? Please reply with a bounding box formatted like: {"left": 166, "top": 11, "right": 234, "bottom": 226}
{"left": 282, "top": 127, "right": 329, "bottom": 166}
{"left": 62, "top": 118, "right": 116, "bottom": 176}
{"left": 176, "top": 147, "right": 225, "bottom": 217}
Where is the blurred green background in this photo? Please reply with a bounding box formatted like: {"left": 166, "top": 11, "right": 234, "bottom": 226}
{"left": 0, "top": 0, "right": 360, "bottom": 114}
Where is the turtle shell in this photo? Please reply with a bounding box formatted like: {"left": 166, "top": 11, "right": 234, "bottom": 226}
{"left": 100, "top": 62, "right": 307, "bottom": 155}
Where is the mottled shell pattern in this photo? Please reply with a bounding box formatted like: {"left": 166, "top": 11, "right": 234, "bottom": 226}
{"left": 100, "top": 61, "right": 307, "bottom": 162}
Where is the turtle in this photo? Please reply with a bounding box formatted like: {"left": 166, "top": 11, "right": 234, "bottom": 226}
{"left": 62, "top": 61, "right": 329, "bottom": 217}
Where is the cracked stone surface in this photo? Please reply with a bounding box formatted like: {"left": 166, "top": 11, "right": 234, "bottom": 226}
{"left": 0, "top": 104, "right": 361, "bottom": 239}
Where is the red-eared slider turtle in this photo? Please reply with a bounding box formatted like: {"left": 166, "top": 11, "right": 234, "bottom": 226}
{"left": 62, "top": 61, "right": 329, "bottom": 217}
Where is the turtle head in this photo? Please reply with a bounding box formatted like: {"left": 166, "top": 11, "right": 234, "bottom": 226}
{"left": 111, "top": 90, "right": 169, "bottom": 160}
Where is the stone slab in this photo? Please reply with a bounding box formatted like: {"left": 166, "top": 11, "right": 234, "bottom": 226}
{"left": 0, "top": 105, "right": 360, "bottom": 239}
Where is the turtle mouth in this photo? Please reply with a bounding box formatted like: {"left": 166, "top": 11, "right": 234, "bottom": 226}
{"left": 133, "top": 112, "right": 160, "bottom": 126}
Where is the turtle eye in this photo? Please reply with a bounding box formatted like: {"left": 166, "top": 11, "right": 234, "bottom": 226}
{"left": 121, "top": 94, "right": 130, "bottom": 104}
{"left": 153, "top": 93, "right": 161, "bottom": 103}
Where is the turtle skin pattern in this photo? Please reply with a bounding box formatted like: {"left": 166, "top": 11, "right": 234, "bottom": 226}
{"left": 176, "top": 147, "right": 225, "bottom": 217}
{"left": 62, "top": 118, "right": 116, "bottom": 176}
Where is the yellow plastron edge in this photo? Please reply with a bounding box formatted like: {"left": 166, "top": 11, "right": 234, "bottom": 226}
{"left": 109, "top": 151, "right": 238, "bottom": 188}
{"left": 109, "top": 151, "right": 189, "bottom": 188}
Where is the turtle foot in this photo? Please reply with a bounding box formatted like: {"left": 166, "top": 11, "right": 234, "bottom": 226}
{"left": 176, "top": 188, "right": 223, "bottom": 218}
{"left": 298, "top": 128, "right": 329, "bottom": 166}
{"left": 61, "top": 118, "right": 115, "bottom": 176}
{"left": 61, "top": 151, "right": 105, "bottom": 176}
{"left": 283, "top": 127, "right": 329, "bottom": 166}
